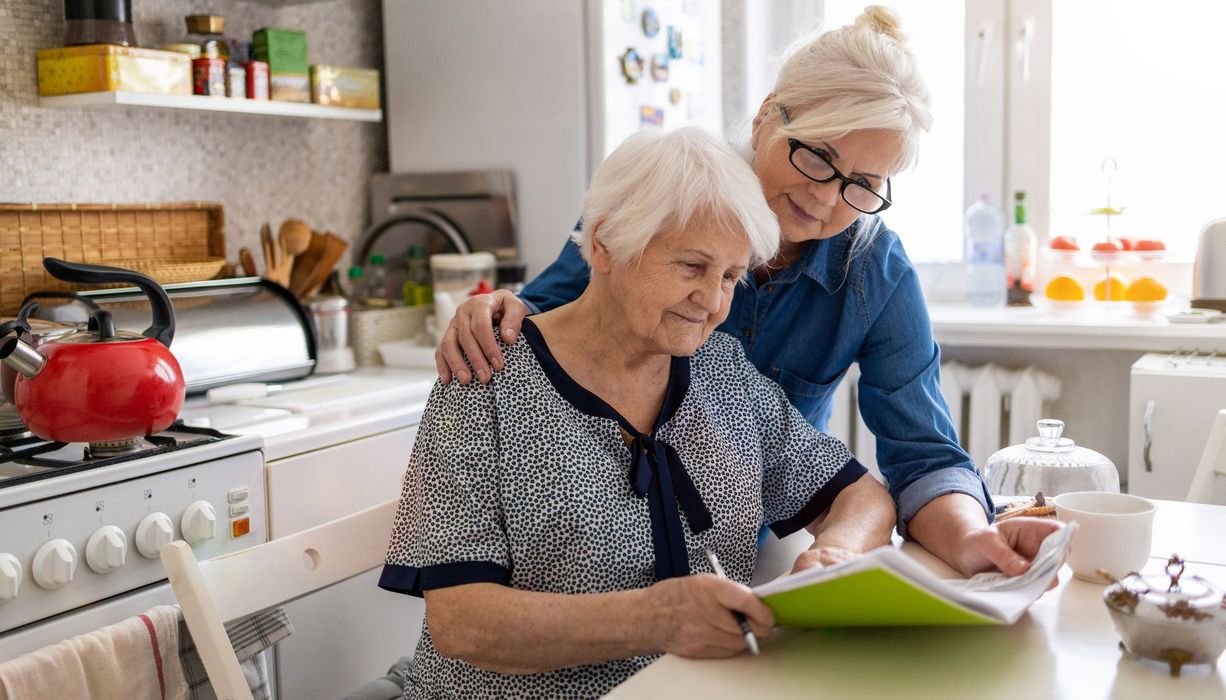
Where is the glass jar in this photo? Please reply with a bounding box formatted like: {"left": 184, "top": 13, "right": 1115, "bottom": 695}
{"left": 430, "top": 252, "right": 496, "bottom": 334}
{"left": 983, "top": 418, "right": 1119, "bottom": 497}
{"left": 1103, "top": 555, "right": 1226, "bottom": 677}
{"left": 64, "top": 0, "right": 137, "bottom": 47}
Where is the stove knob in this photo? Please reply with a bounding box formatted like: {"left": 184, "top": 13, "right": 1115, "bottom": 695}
{"left": 181, "top": 501, "right": 217, "bottom": 545}
{"left": 135, "top": 512, "right": 175, "bottom": 558}
{"left": 32, "top": 539, "right": 77, "bottom": 589}
{"left": 85, "top": 525, "right": 128, "bottom": 573}
{"left": 0, "top": 553, "right": 21, "bottom": 601}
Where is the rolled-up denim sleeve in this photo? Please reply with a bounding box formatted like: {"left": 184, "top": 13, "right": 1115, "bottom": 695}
{"left": 855, "top": 264, "right": 994, "bottom": 538}
{"left": 519, "top": 238, "right": 591, "bottom": 314}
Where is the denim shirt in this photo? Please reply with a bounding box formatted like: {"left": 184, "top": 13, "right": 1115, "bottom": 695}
{"left": 519, "top": 217, "right": 993, "bottom": 536}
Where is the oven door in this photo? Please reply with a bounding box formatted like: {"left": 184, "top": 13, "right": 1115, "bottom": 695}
{"left": 0, "top": 581, "right": 277, "bottom": 696}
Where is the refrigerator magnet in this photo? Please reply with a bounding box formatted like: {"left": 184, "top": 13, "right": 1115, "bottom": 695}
{"left": 640, "top": 105, "right": 664, "bottom": 127}
{"left": 668, "top": 26, "right": 684, "bottom": 59}
{"left": 650, "top": 53, "right": 670, "bottom": 82}
{"left": 641, "top": 7, "right": 660, "bottom": 38}
{"left": 620, "top": 48, "right": 645, "bottom": 84}
{"left": 669, "top": 87, "right": 682, "bottom": 105}
{"left": 621, "top": 0, "right": 636, "bottom": 23}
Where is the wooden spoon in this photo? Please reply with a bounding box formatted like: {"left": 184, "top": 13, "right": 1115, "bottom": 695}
{"left": 238, "top": 247, "right": 258, "bottom": 277}
{"left": 278, "top": 219, "right": 312, "bottom": 261}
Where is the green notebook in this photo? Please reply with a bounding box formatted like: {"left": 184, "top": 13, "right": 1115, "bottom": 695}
{"left": 754, "top": 525, "right": 1074, "bottom": 628}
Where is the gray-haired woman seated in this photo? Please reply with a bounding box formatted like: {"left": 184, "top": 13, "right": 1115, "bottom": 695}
{"left": 378, "top": 127, "right": 895, "bottom": 698}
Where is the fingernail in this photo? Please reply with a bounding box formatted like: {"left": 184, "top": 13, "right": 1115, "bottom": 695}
{"left": 506, "top": 329, "right": 517, "bottom": 340}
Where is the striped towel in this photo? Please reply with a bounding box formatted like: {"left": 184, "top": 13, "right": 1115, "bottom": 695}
{"left": 178, "top": 607, "right": 294, "bottom": 700}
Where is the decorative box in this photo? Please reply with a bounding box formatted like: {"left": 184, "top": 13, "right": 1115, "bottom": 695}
{"left": 37, "top": 44, "right": 191, "bottom": 96}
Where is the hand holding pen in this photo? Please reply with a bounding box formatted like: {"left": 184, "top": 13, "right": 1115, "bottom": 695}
{"left": 705, "top": 548, "right": 762, "bottom": 656}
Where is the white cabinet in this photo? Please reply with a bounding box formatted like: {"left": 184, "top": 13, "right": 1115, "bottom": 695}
{"left": 266, "top": 426, "right": 423, "bottom": 700}
{"left": 1129, "top": 354, "right": 1226, "bottom": 500}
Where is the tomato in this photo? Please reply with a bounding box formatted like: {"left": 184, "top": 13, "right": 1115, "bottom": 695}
{"left": 1050, "top": 235, "right": 1079, "bottom": 251}
{"left": 1116, "top": 237, "right": 1138, "bottom": 251}
{"left": 1092, "top": 240, "right": 1123, "bottom": 253}
{"left": 1134, "top": 239, "right": 1166, "bottom": 251}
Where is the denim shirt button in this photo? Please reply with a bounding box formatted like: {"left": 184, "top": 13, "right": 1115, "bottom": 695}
{"left": 741, "top": 327, "right": 753, "bottom": 340}
{"left": 766, "top": 285, "right": 775, "bottom": 293}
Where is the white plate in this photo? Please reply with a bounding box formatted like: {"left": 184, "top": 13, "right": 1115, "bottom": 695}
{"left": 1164, "top": 308, "right": 1223, "bottom": 324}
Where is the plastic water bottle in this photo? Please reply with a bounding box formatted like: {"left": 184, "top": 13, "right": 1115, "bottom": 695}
{"left": 964, "top": 194, "right": 1006, "bottom": 307}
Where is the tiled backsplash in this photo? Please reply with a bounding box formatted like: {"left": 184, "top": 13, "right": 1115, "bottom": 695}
{"left": 0, "top": 0, "right": 386, "bottom": 267}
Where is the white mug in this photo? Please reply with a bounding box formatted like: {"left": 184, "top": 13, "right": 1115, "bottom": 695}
{"left": 1053, "top": 491, "right": 1156, "bottom": 583}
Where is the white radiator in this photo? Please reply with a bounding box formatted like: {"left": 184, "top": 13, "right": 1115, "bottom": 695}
{"left": 826, "top": 363, "right": 1062, "bottom": 476}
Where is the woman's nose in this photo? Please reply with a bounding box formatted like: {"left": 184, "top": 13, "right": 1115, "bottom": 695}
{"left": 691, "top": 278, "right": 725, "bottom": 313}
{"left": 807, "top": 179, "right": 841, "bottom": 209}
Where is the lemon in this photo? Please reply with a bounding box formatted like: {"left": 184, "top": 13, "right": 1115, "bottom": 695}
{"left": 1045, "top": 275, "right": 1085, "bottom": 301}
{"left": 1125, "top": 277, "right": 1167, "bottom": 302}
{"left": 1094, "top": 273, "right": 1129, "bottom": 301}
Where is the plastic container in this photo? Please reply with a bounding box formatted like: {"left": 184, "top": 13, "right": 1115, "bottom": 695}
{"left": 401, "top": 245, "right": 433, "bottom": 306}
{"left": 359, "top": 254, "right": 390, "bottom": 306}
{"left": 430, "top": 252, "right": 496, "bottom": 338}
{"left": 964, "top": 195, "right": 1006, "bottom": 307}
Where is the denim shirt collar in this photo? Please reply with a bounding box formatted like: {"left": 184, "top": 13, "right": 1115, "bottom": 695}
{"left": 768, "top": 218, "right": 860, "bottom": 293}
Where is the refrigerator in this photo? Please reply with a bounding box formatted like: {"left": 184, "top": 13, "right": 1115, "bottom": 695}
{"left": 382, "top": 0, "right": 723, "bottom": 278}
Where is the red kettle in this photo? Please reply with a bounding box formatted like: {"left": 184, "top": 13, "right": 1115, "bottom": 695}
{"left": 0, "top": 258, "right": 185, "bottom": 447}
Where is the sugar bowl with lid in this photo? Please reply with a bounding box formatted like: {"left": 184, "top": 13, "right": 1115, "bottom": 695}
{"left": 1103, "top": 555, "right": 1226, "bottom": 676}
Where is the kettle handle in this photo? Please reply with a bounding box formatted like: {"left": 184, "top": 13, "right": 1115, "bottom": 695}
{"left": 42, "top": 258, "right": 175, "bottom": 347}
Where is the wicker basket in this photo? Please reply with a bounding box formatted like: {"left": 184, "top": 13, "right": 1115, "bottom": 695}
{"left": 349, "top": 304, "right": 431, "bottom": 367}
{"left": 0, "top": 202, "right": 226, "bottom": 315}
{"left": 101, "top": 256, "right": 227, "bottom": 285}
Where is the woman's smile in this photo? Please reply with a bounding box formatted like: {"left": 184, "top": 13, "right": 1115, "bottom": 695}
{"left": 786, "top": 194, "right": 821, "bottom": 224}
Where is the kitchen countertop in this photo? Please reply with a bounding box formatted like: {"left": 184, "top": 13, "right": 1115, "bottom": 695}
{"left": 610, "top": 499, "right": 1226, "bottom": 699}
{"left": 928, "top": 303, "right": 1226, "bottom": 351}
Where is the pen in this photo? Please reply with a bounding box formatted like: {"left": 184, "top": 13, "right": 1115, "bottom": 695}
{"left": 703, "top": 548, "right": 760, "bottom": 656}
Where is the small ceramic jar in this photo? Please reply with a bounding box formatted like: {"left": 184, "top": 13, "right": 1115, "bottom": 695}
{"left": 1103, "top": 555, "right": 1226, "bottom": 676}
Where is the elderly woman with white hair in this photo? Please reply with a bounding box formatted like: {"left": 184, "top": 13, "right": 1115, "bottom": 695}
{"left": 378, "top": 127, "right": 895, "bottom": 697}
{"left": 435, "top": 6, "right": 1061, "bottom": 580}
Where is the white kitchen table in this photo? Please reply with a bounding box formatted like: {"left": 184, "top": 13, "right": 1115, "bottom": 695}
{"left": 608, "top": 500, "right": 1226, "bottom": 699}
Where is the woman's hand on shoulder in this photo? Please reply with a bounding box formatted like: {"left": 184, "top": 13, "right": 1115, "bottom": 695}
{"left": 435, "top": 290, "right": 530, "bottom": 385}
{"left": 644, "top": 574, "right": 773, "bottom": 658}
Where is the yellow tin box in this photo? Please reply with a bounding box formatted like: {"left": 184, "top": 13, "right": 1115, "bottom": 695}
{"left": 310, "top": 65, "right": 380, "bottom": 109}
{"left": 37, "top": 44, "right": 191, "bottom": 96}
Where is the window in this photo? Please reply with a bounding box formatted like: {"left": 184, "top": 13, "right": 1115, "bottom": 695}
{"left": 823, "top": 1, "right": 968, "bottom": 262}
{"left": 1048, "top": 0, "right": 1226, "bottom": 260}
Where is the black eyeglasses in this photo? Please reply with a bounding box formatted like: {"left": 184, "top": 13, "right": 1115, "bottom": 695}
{"left": 778, "top": 106, "right": 892, "bottom": 215}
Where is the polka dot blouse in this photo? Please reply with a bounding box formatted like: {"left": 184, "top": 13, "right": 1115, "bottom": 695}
{"left": 379, "top": 319, "right": 866, "bottom": 699}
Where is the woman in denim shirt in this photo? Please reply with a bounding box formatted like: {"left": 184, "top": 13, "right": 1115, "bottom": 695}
{"left": 435, "top": 7, "right": 1055, "bottom": 577}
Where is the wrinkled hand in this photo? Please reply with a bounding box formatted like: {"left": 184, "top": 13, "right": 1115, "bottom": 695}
{"left": 646, "top": 574, "right": 774, "bottom": 658}
{"left": 956, "top": 517, "right": 1065, "bottom": 581}
{"left": 434, "top": 290, "right": 529, "bottom": 384}
{"left": 790, "top": 544, "right": 859, "bottom": 574}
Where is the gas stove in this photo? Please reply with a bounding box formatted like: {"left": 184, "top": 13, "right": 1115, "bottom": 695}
{"left": 0, "top": 424, "right": 233, "bottom": 490}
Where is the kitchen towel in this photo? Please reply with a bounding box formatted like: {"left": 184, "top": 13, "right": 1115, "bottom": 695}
{"left": 0, "top": 605, "right": 292, "bottom": 700}
{"left": 178, "top": 606, "right": 293, "bottom": 700}
{"left": 0, "top": 604, "right": 187, "bottom": 700}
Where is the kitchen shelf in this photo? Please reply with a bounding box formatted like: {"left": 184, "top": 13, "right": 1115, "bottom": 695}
{"left": 38, "top": 91, "right": 382, "bottom": 122}
{"left": 929, "top": 303, "right": 1226, "bottom": 352}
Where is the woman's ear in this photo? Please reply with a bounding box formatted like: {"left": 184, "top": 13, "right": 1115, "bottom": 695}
{"left": 750, "top": 93, "right": 775, "bottom": 154}
{"left": 589, "top": 223, "right": 615, "bottom": 275}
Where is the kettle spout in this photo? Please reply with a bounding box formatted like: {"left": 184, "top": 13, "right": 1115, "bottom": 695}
{"left": 0, "top": 337, "right": 46, "bottom": 379}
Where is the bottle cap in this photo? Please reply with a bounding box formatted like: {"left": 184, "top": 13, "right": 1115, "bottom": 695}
{"left": 348, "top": 265, "right": 362, "bottom": 279}
{"left": 370, "top": 253, "right": 385, "bottom": 265}
{"left": 407, "top": 244, "right": 426, "bottom": 258}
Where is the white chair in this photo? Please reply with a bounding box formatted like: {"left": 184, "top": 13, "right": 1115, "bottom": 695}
{"left": 161, "top": 500, "right": 399, "bottom": 700}
{"left": 1186, "top": 410, "right": 1226, "bottom": 504}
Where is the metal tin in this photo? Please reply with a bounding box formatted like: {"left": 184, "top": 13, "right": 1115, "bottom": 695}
{"left": 192, "top": 57, "right": 226, "bottom": 96}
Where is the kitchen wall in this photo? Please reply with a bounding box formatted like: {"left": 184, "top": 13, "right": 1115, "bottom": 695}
{"left": 0, "top": 0, "right": 385, "bottom": 263}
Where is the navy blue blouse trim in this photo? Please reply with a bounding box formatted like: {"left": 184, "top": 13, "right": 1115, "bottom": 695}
{"left": 768, "top": 458, "right": 868, "bottom": 538}
{"left": 377, "top": 561, "right": 511, "bottom": 598}
{"left": 519, "top": 317, "right": 712, "bottom": 580}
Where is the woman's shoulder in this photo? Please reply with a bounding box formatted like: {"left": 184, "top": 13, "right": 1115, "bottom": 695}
{"left": 691, "top": 331, "right": 750, "bottom": 379}
{"left": 850, "top": 216, "right": 925, "bottom": 317}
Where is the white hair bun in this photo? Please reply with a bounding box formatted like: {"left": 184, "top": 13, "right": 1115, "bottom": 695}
{"left": 854, "top": 5, "right": 906, "bottom": 44}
